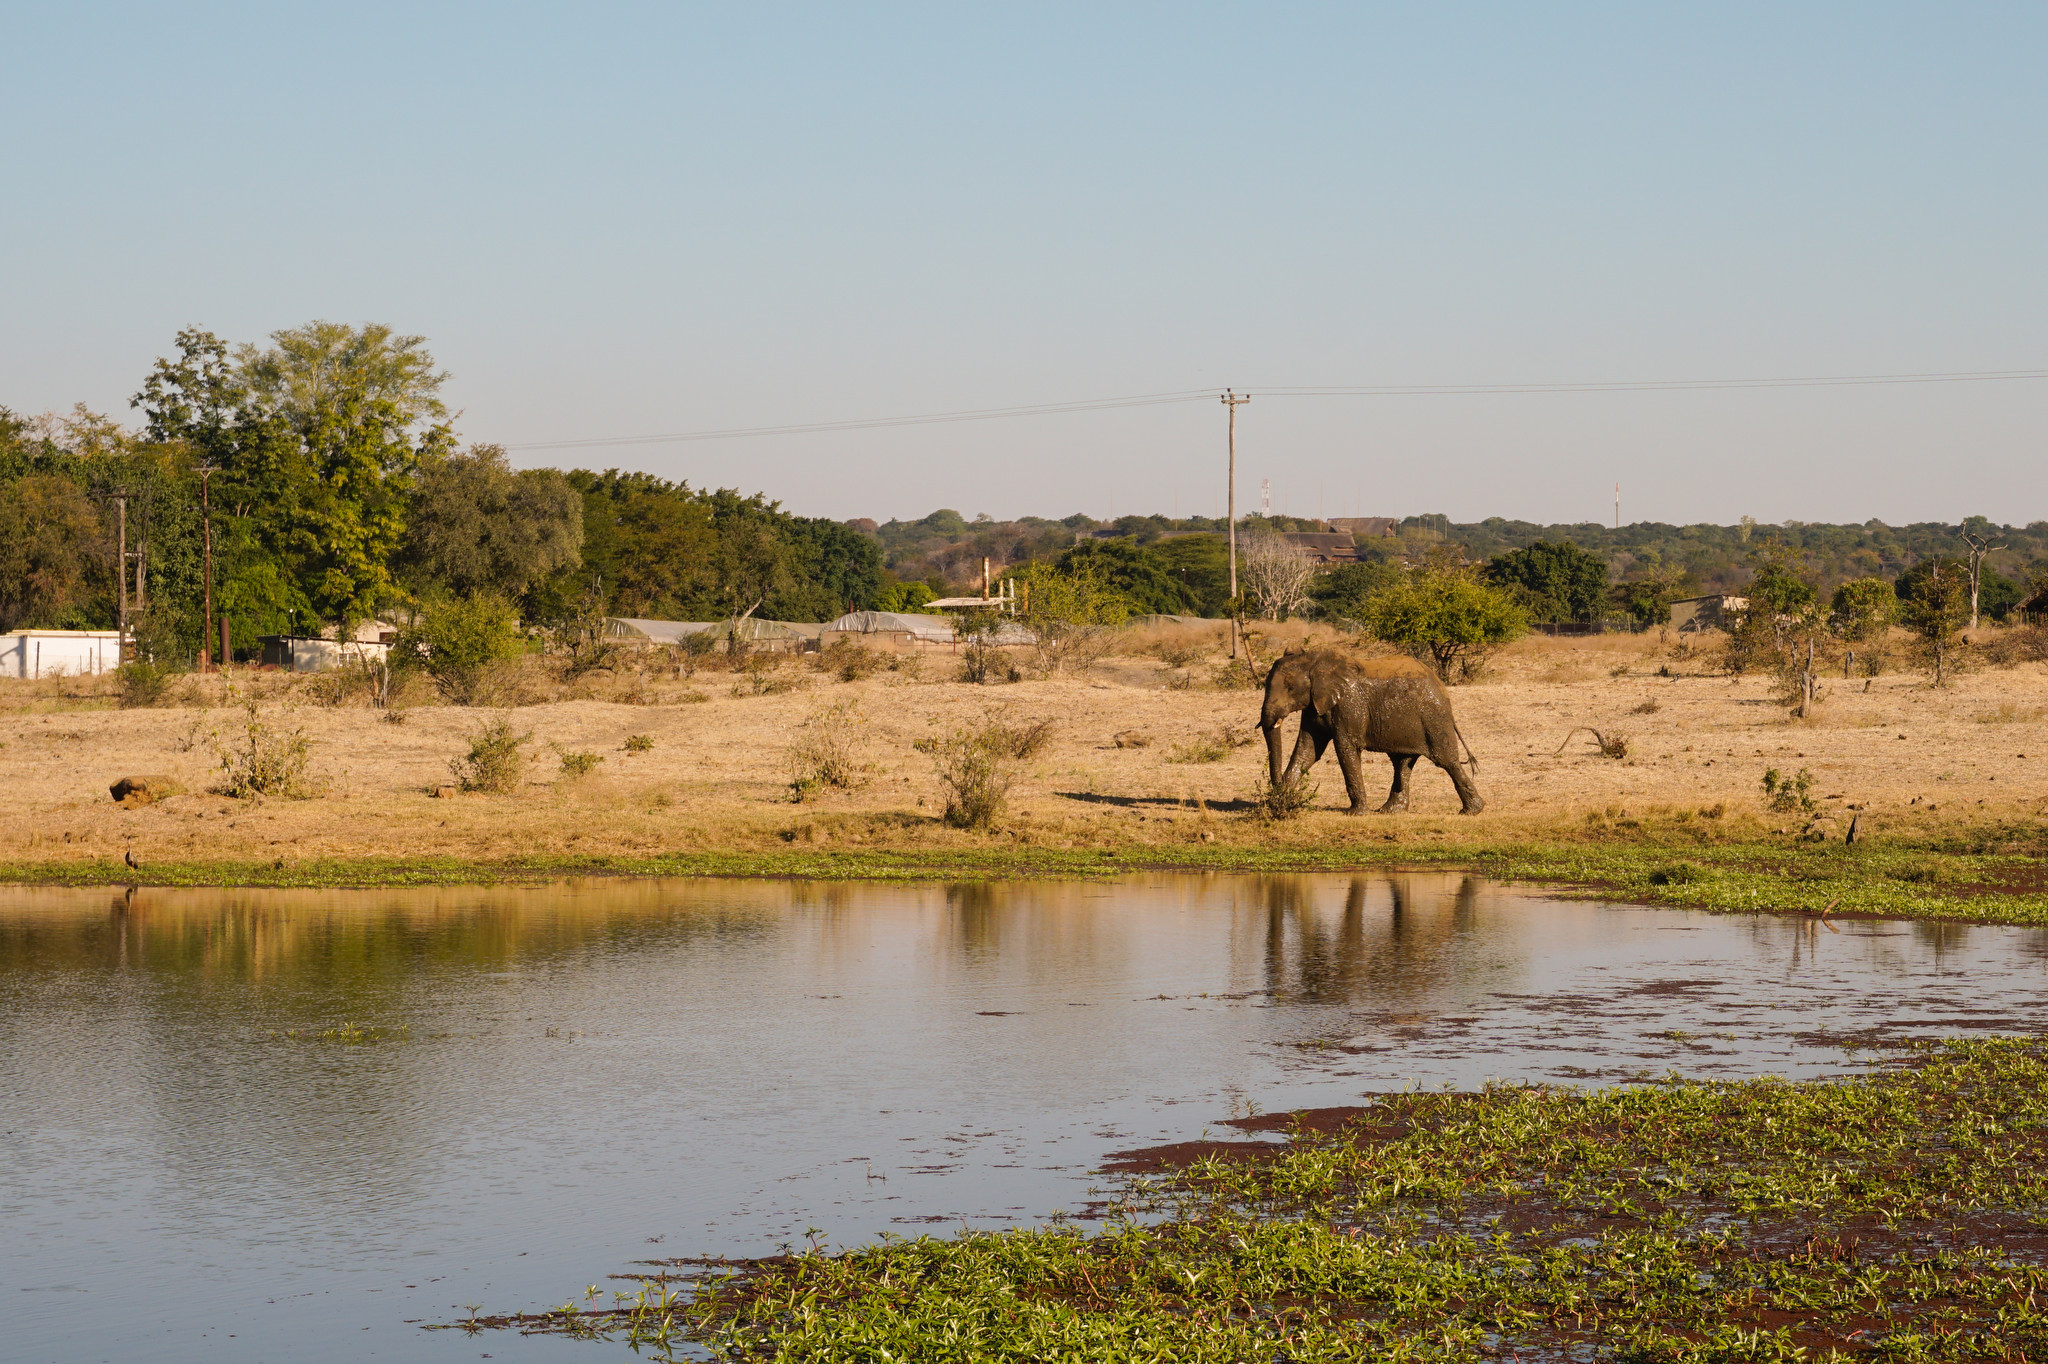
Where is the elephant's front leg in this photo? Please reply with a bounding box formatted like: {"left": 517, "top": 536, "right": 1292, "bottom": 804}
{"left": 1377, "top": 753, "right": 1419, "bottom": 812}
{"left": 1281, "top": 716, "right": 1331, "bottom": 787}
{"left": 1334, "top": 734, "right": 1371, "bottom": 813}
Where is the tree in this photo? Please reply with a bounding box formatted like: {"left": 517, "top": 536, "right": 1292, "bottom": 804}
{"left": 0, "top": 474, "right": 104, "bottom": 630}
{"left": 1148, "top": 533, "right": 1231, "bottom": 617}
{"left": 1957, "top": 519, "right": 2006, "bottom": 630}
{"left": 1482, "top": 539, "right": 1608, "bottom": 623}
{"left": 236, "top": 320, "right": 449, "bottom": 428}
{"left": 398, "top": 445, "right": 583, "bottom": 600}
{"left": 396, "top": 591, "right": 525, "bottom": 704}
{"left": 1014, "top": 560, "right": 1131, "bottom": 674}
{"left": 1608, "top": 549, "right": 1691, "bottom": 629}
{"left": 1310, "top": 561, "right": 1403, "bottom": 622}
{"left": 1054, "top": 538, "right": 1198, "bottom": 615}
{"left": 1354, "top": 566, "right": 1529, "bottom": 683}
{"left": 1900, "top": 560, "right": 1970, "bottom": 685}
{"left": 1239, "top": 530, "right": 1318, "bottom": 621}
{"left": 135, "top": 323, "right": 455, "bottom": 634}
{"left": 1829, "top": 577, "right": 1895, "bottom": 642}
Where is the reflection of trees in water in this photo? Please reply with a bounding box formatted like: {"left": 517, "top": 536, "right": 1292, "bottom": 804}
{"left": 1247, "top": 872, "right": 1486, "bottom": 1006}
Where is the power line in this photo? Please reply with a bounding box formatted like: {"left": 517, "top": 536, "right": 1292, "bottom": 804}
{"left": 504, "top": 388, "right": 1215, "bottom": 451}
{"left": 503, "top": 366, "right": 2048, "bottom": 453}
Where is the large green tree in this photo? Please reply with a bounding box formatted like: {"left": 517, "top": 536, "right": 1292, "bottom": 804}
{"left": 398, "top": 445, "right": 583, "bottom": 600}
{"left": 136, "top": 324, "right": 455, "bottom": 633}
{"left": 1482, "top": 539, "right": 1609, "bottom": 623}
{"left": 1053, "top": 538, "right": 1199, "bottom": 615}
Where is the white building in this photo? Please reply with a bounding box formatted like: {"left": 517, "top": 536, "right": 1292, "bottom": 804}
{"left": 257, "top": 620, "right": 397, "bottom": 672}
{"left": 0, "top": 630, "right": 124, "bottom": 679}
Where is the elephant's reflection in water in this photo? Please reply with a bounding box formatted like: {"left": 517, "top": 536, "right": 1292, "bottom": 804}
{"left": 1250, "top": 873, "right": 1485, "bottom": 1006}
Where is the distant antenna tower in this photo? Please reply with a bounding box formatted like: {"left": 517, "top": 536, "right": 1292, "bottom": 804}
{"left": 1614, "top": 482, "right": 1620, "bottom": 530}
{"left": 1261, "top": 478, "right": 1271, "bottom": 517}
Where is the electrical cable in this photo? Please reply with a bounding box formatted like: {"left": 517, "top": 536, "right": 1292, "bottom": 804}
{"left": 503, "top": 367, "right": 2048, "bottom": 452}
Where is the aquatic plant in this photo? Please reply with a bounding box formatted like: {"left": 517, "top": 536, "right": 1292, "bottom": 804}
{"left": 469, "top": 1036, "right": 2048, "bottom": 1360}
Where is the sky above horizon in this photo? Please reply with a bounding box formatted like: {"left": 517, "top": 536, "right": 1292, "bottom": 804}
{"left": 3, "top": 3, "right": 2044, "bottom": 529}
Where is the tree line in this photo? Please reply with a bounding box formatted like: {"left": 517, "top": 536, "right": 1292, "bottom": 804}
{"left": 4, "top": 321, "right": 2041, "bottom": 663}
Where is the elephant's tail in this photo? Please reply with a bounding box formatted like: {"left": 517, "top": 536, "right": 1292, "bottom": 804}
{"left": 1452, "top": 718, "right": 1480, "bottom": 772}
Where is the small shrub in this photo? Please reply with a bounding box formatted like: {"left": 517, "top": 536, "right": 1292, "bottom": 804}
{"left": 213, "top": 698, "right": 315, "bottom": 799}
{"left": 915, "top": 715, "right": 1020, "bottom": 829}
{"left": 1609, "top": 663, "right": 1631, "bottom": 677}
{"left": 956, "top": 612, "right": 1006, "bottom": 684}
{"left": 623, "top": 734, "right": 654, "bottom": 752}
{"left": 1629, "top": 697, "right": 1662, "bottom": 715}
{"left": 1157, "top": 643, "right": 1205, "bottom": 669}
{"left": 557, "top": 749, "right": 604, "bottom": 778}
{"left": 1699, "top": 802, "right": 1725, "bottom": 819}
{"left": 1249, "top": 774, "right": 1317, "bottom": 821}
{"left": 115, "top": 661, "right": 174, "bottom": 708}
{"left": 1982, "top": 626, "right": 2048, "bottom": 668}
{"left": 992, "top": 717, "right": 1056, "bottom": 759}
{"left": 812, "top": 638, "right": 880, "bottom": 681}
{"left": 732, "top": 671, "right": 807, "bottom": 697}
{"left": 381, "top": 708, "right": 408, "bottom": 725}
{"left": 788, "top": 700, "right": 872, "bottom": 800}
{"left": 1647, "top": 862, "right": 1709, "bottom": 886}
{"left": 1760, "top": 766, "right": 1817, "bottom": 816}
{"left": 887, "top": 653, "right": 926, "bottom": 682}
{"left": 449, "top": 717, "right": 531, "bottom": 794}
{"left": 677, "top": 688, "right": 711, "bottom": 704}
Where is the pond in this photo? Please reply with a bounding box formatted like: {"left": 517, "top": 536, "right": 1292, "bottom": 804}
{"left": 4, "top": 872, "right": 2045, "bottom": 1362}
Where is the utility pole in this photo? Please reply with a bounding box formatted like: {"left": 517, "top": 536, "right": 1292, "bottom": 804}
{"left": 1222, "top": 390, "right": 1250, "bottom": 658}
{"left": 1614, "top": 483, "right": 1620, "bottom": 530}
{"left": 198, "top": 465, "right": 216, "bottom": 672}
{"left": 114, "top": 492, "right": 129, "bottom": 643}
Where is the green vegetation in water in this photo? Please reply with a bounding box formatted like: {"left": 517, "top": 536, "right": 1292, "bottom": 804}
{"left": 11, "top": 829, "right": 2047, "bottom": 927}
{"left": 266, "top": 1022, "right": 410, "bottom": 1044}
{"left": 454, "top": 1037, "right": 2048, "bottom": 1361}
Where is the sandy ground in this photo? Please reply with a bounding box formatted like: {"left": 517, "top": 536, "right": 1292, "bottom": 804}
{"left": 4, "top": 630, "right": 2046, "bottom": 867}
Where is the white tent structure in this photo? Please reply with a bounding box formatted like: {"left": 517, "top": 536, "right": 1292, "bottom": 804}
{"left": 0, "top": 630, "right": 122, "bottom": 679}
{"left": 603, "top": 618, "right": 717, "bottom": 644}
{"left": 822, "top": 611, "right": 959, "bottom": 645}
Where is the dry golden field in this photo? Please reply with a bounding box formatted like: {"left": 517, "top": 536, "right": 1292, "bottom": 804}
{"left": 3, "top": 625, "right": 2045, "bottom": 870}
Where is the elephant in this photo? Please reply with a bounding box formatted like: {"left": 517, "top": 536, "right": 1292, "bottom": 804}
{"left": 1259, "top": 649, "right": 1484, "bottom": 814}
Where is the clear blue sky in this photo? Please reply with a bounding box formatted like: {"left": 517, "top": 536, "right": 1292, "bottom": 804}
{"left": 3, "top": 3, "right": 2043, "bottom": 527}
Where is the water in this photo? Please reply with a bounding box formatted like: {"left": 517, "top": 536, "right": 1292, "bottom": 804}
{"left": 4, "top": 872, "right": 2046, "bottom": 1362}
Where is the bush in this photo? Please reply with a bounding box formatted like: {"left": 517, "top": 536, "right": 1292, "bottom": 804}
{"left": 557, "top": 749, "right": 604, "bottom": 778}
{"left": 115, "top": 660, "right": 174, "bottom": 708}
{"left": 1981, "top": 625, "right": 2048, "bottom": 668}
{"left": 989, "top": 716, "right": 1056, "bottom": 758}
{"left": 1353, "top": 567, "right": 1528, "bottom": 683}
{"left": 814, "top": 639, "right": 882, "bottom": 681}
{"left": 1760, "top": 766, "right": 1817, "bottom": 816}
{"left": 400, "top": 592, "right": 525, "bottom": 705}
{"left": 623, "top": 734, "right": 654, "bottom": 752}
{"left": 1249, "top": 773, "right": 1317, "bottom": 821}
{"left": 449, "top": 717, "right": 530, "bottom": 793}
{"left": 915, "top": 715, "right": 1021, "bottom": 829}
{"left": 955, "top": 611, "right": 1008, "bottom": 684}
{"left": 213, "top": 698, "right": 314, "bottom": 799}
{"left": 787, "top": 700, "right": 872, "bottom": 800}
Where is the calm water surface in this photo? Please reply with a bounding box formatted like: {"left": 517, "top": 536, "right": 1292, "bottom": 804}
{"left": 5, "top": 872, "right": 2046, "bottom": 1362}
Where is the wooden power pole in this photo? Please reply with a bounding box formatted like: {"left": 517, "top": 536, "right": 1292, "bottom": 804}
{"left": 1222, "top": 389, "right": 1250, "bottom": 658}
{"left": 198, "top": 465, "right": 216, "bottom": 672}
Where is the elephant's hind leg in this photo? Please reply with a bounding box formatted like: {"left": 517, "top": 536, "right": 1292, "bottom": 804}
{"left": 1433, "top": 752, "right": 1485, "bottom": 814}
{"left": 1377, "top": 753, "right": 1419, "bottom": 812}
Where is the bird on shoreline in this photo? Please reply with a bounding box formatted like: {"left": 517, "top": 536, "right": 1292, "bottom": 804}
{"left": 124, "top": 845, "right": 140, "bottom": 873}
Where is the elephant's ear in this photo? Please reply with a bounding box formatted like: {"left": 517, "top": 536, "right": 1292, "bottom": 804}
{"left": 1282, "top": 644, "right": 1304, "bottom": 657}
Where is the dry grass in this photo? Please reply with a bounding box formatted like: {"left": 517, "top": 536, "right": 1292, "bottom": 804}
{"left": 3, "top": 633, "right": 2045, "bottom": 866}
